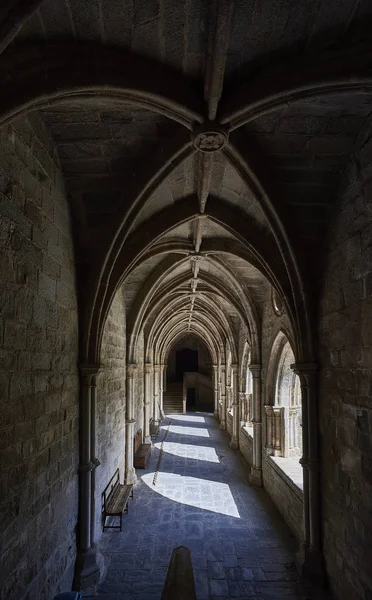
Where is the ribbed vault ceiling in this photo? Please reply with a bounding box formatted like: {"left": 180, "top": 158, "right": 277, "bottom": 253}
{"left": 2, "top": 0, "right": 372, "bottom": 361}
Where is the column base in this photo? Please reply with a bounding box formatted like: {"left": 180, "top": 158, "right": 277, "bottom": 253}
{"left": 144, "top": 435, "right": 152, "bottom": 444}
{"left": 230, "top": 437, "right": 238, "bottom": 449}
{"left": 219, "top": 421, "right": 226, "bottom": 431}
{"left": 213, "top": 410, "right": 219, "bottom": 418}
{"left": 248, "top": 466, "right": 262, "bottom": 487}
{"left": 295, "top": 546, "right": 327, "bottom": 587}
{"left": 125, "top": 467, "right": 137, "bottom": 485}
{"left": 74, "top": 547, "right": 104, "bottom": 592}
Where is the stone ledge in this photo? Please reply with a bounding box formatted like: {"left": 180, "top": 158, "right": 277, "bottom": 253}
{"left": 265, "top": 454, "right": 304, "bottom": 499}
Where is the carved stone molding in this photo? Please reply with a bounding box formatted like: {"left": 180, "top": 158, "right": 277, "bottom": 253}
{"left": 192, "top": 127, "right": 228, "bottom": 153}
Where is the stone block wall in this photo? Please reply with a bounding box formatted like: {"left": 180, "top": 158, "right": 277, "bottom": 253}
{"left": 0, "top": 115, "right": 79, "bottom": 599}
{"left": 239, "top": 428, "right": 253, "bottom": 467}
{"left": 319, "top": 129, "right": 372, "bottom": 600}
{"left": 95, "top": 286, "right": 126, "bottom": 541}
{"left": 167, "top": 334, "right": 212, "bottom": 379}
{"left": 262, "top": 457, "right": 303, "bottom": 543}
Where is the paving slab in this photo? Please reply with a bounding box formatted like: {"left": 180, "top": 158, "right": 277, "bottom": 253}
{"left": 87, "top": 413, "right": 329, "bottom": 599}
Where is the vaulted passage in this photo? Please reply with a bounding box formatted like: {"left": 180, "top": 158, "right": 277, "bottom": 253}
{"left": 91, "top": 414, "right": 325, "bottom": 600}
{"left": 1, "top": 2, "right": 372, "bottom": 600}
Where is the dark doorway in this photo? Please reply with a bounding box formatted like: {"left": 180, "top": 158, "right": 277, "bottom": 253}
{"left": 187, "top": 387, "right": 196, "bottom": 410}
{"left": 176, "top": 348, "right": 198, "bottom": 380}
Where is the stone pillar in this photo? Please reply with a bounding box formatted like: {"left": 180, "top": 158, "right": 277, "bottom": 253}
{"left": 144, "top": 363, "right": 152, "bottom": 443}
{"left": 90, "top": 374, "right": 101, "bottom": 547}
{"left": 293, "top": 363, "right": 325, "bottom": 584}
{"left": 153, "top": 364, "right": 160, "bottom": 424}
{"left": 212, "top": 364, "right": 219, "bottom": 417}
{"left": 125, "top": 363, "right": 137, "bottom": 485}
{"left": 230, "top": 363, "right": 239, "bottom": 449}
{"left": 77, "top": 363, "right": 102, "bottom": 589}
{"left": 159, "top": 364, "right": 165, "bottom": 420}
{"left": 249, "top": 364, "right": 262, "bottom": 487}
{"left": 239, "top": 392, "right": 246, "bottom": 427}
{"left": 219, "top": 365, "right": 226, "bottom": 430}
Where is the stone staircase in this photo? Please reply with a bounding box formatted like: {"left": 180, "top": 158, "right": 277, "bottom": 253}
{"left": 163, "top": 381, "right": 183, "bottom": 414}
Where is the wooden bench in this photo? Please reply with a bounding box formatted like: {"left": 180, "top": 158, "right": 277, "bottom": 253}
{"left": 133, "top": 429, "right": 151, "bottom": 469}
{"left": 102, "top": 469, "right": 133, "bottom": 532}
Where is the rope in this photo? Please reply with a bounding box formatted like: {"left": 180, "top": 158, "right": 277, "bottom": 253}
{"left": 152, "top": 420, "right": 171, "bottom": 486}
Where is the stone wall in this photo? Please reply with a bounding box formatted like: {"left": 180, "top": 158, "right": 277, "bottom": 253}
{"left": 167, "top": 334, "right": 212, "bottom": 379}
{"left": 262, "top": 457, "right": 303, "bottom": 542}
{"left": 95, "top": 286, "right": 126, "bottom": 541}
{"left": 319, "top": 129, "right": 372, "bottom": 600}
{"left": 0, "top": 115, "right": 79, "bottom": 599}
{"left": 239, "top": 428, "right": 253, "bottom": 467}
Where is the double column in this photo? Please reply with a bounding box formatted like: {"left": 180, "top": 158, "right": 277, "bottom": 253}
{"left": 293, "top": 363, "right": 325, "bottom": 583}
{"left": 249, "top": 364, "right": 262, "bottom": 486}
{"left": 219, "top": 365, "right": 226, "bottom": 430}
{"left": 230, "top": 363, "right": 239, "bottom": 449}
{"left": 144, "top": 363, "right": 152, "bottom": 443}
{"left": 212, "top": 364, "right": 219, "bottom": 418}
{"left": 78, "top": 364, "right": 102, "bottom": 587}
{"left": 125, "top": 363, "right": 137, "bottom": 485}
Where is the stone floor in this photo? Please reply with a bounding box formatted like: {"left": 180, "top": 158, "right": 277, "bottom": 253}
{"left": 87, "top": 413, "right": 329, "bottom": 600}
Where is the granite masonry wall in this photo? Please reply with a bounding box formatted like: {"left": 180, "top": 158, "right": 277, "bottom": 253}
{"left": 319, "top": 129, "right": 372, "bottom": 600}
{"left": 0, "top": 115, "right": 79, "bottom": 599}
{"left": 95, "top": 285, "right": 126, "bottom": 541}
{"left": 239, "top": 428, "right": 253, "bottom": 467}
{"left": 167, "top": 334, "right": 212, "bottom": 380}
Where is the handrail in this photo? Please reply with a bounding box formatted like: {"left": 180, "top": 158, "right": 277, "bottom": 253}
{"left": 161, "top": 546, "right": 196, "bottom": 600}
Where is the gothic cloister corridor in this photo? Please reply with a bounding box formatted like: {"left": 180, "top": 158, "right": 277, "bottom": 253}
{"left": 91, "top": 414, "right": 326, "bottom": 600}
{"left": 2, "top": 2, "right": 372, "bottom": 599}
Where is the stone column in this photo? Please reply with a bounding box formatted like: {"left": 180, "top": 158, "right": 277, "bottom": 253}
{"left": 212, "top": 364, "right": 219, "bottom": 417}
{"left": 249, "top": 364, "right": 262, "bottom": 486}
{"left": 144, "top": 363, "right": 152, "bottom": 443}
{"left": 159, "top": 364, "right": 165, "bottom": 419}
{"left": 219, "top": 365, "right": 226, "bottom": 430}
{"left": 239, "top": 392, "right": 246, "bottom": 427}
{"left": 77, "top": 363, "right": 102, "bottom": 589}
{"left": 293, "top": 363, "right": 325, "bottom": 584}
{"left": 230, "top": 363, "right": 239, "bottom": 449}
{"left": 90, "top": 374, "right": 101, "bottom": 547}
{"left": 153, "top": 364, "right": 160, "bottom": 424}
{"left": 125, "top": 363, "right": 137, "bottom": 485}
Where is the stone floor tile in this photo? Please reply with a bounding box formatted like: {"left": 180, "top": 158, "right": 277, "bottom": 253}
{"left": 207, "top": 561, "right": 225, "bottom": 579}
{"left": 93, "top": 413, "right": 330, "bottom": 600}
{"left": 224, "top": 554, "right": 238, "bottom": 567}
{"left": 210, "top": 579, "right": 230, "bottom": 596}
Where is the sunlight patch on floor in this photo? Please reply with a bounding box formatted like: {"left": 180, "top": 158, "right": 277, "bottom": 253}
{"left": 167, "top": 414, "right": 206, "bottom": 423}
{"left": 161, "top": 424, "right": 210, "bottom": 437}
{"left": 142, "top": 472, "right": 240, "bottom": 518}
{"left": 155, "top": 441, "right": 220, "bottom": 463}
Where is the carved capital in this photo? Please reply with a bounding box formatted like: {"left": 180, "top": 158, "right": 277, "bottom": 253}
{"left": 80, "top": 363, "right": 100, "bottom": 378}
{"left": 144, "top": 363, "right": 153, "bottom": 374}
{"left": 127, "top": 363, "right": 137, "bottom": 377}
{"left": 249, "top": 363, "right": 261, "bottom": 377}
{"left": 291, "top": 362, "right": 317, "bottom": 374}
